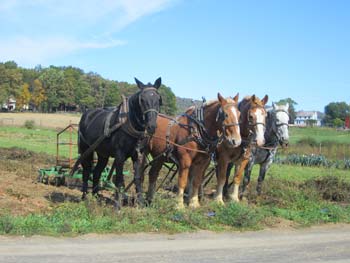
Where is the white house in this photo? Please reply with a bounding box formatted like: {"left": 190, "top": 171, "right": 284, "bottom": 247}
{"left": 1, "top": 98, "right": 16, "bottom": 111}
{"left": 294, "top": 111, "right": 324, "bottom": 126}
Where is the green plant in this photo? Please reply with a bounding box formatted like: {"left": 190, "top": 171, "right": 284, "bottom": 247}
{"left": 24, "top": 120, "right": 36, "bottom": 129}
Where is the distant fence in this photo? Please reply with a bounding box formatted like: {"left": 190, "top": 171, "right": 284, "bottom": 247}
{"left": 0, "top": 113, "right": 80, "bottom": 129}
{"left": 0, "top": 118, "right": 14, "bottom": 126}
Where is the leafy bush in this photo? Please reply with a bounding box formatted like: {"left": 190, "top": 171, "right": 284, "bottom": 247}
{"left": 24, "top": 120, "right": 35, "bottom": 129}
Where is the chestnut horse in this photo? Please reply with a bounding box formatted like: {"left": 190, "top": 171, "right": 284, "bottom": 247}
{"left": 214, "top": 95, "right": 268, "bottom": 203}
{"left": 147, "top": 93, "right": 241, "bottom": 208}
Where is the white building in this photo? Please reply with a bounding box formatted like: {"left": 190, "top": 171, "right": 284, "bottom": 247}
{"left": 1, "top": 98, "right": 16, "bottom": 111}
{"left": 294, "top": 111, "right": 324, "bottom": 126}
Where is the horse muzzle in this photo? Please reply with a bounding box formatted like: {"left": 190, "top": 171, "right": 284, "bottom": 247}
{"left": 146, "top": 124, "right": 157, "bottom": 135}
{"left": 226, "top": 137, "right": 242, "bottom": 148}
{"left": 280, "top": 140, "right": 289, "bottom": 149}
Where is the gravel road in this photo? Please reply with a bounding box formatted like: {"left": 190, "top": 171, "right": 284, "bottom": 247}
{"left": 1, "top": 225, "right": 350, "bottom": 263}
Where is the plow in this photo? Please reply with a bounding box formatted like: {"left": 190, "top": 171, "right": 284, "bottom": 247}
{"left": 37, "top": 123, "right": 217, "bottom": 197}
{"left": 37, "top": 123, "right": 129, "bottom": 191}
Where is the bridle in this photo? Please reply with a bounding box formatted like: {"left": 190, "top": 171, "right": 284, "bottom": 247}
{"left": 247, "top": 106, "right": 267, "bottom": 128}
{"left": 216, "top": 102, "right": 240, "bottom": 143}
{"left": 271, "top": 109, "right": 289, "bottom": 142}
{"left": 138, "top": 87, "right": 162, "bottom": 120}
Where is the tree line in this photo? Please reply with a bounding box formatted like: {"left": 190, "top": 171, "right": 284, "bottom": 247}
{"left": 0, "top": 61, "right": 177, "bottom": 115}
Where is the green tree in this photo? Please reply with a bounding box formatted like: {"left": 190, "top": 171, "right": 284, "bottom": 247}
{"left": 0, "top": 61, "right": 23, "bottom": 102}
{"left": 324, "top": 102, "right": 350, "bottom": 126}
{"left": 159, "top": 85, "right": 177, "bottom": 115}
{"left": 333, "top": 118, "right": 344, "bottom": 128}
{"left": 39, "top": 67, "right": 64, "bottom": 112}
{"left": 276, "top": 98, "right": 297, "bottom": 124}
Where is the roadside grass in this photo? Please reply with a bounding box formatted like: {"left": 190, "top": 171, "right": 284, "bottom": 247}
{"left": 1, "top": 174, "right": 350, "bottom": 236}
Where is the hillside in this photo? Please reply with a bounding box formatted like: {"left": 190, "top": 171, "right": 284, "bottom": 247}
{"left": 175, "top": 97, "right": 204, "bottom": 115}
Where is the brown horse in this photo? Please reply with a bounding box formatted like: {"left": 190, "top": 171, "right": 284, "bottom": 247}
{"left": 214, "top": 95, "right": 268, "bottom": 203}
{"left": 147, "top": 93, "right": 241, "bottom": 208}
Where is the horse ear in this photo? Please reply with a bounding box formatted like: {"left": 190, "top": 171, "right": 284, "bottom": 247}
{"left": 217, "top": 92, "right": 225, "bottom": 104}
{"left": 262, "top": 95, "right": 268, "bottom": 105}
{"left": 153, "top": 77, "right": 162, "bottom": 89}
{"left": 285, "top": 102, "right": 289, "bottom": 109}
{"left": 272, "top": 102, "right": 276, "bottom": 109}
{"left": 251, "top": 95, "right": 256, "bottom": 102}
{"left": 134, "top": 78, "right": 144, "bottom": 89}
{"left": 233, "top": 93, "right": 239, "bottom": 103}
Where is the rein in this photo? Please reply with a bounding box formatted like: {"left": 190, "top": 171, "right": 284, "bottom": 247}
{"left": 151, "top": 135, "right": 209, "bottom": 154}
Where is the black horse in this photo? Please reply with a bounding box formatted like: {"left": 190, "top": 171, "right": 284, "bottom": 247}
{"left": 78, "top": 77, "right": 162, "bottom": 205}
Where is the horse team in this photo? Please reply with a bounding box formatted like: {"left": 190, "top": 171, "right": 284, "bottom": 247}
{"left": 78, "top": 78, "right": 290, "bottom": 208}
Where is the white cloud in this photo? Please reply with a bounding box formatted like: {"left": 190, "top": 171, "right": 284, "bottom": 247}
{"left": 0, "top": 0, "right": 177, "bottom": 64}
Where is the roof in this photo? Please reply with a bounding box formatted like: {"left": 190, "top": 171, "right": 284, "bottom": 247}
{"left": 296, "top": 111, "right": 324, "bottom": 118}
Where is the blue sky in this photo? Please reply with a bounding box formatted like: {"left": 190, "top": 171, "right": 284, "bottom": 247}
{"left": 0, "top": 0, "right": 349, "bottom": 112}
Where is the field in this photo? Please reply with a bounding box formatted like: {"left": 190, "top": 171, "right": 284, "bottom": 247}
{"left": 289, "top": 126, "right": 350, "bottom": 145}
{"left": 0, "top": 113, "right": 350, "bottom": 235}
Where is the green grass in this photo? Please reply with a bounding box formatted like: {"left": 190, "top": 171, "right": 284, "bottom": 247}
{"left": 0, "top": 126, "right": 350, "bottom": 235}
{"left": 0, "top": 126, "right": 78, "bottom": 157}
{"left": 1, "top": 175, "right": 350, "bottom": 236}
{"left": 289, "top": 126, "right": 350, "bottom": 145}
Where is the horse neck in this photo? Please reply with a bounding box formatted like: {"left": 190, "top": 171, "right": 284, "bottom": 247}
{"left": 265, "top": 111, "right": 278, "bottom": 146}
{"left": 128, "top": 91, "right": 145, "bottom": 131}
{"left": 203, "top": 102, "right": 221, "bottom": 137}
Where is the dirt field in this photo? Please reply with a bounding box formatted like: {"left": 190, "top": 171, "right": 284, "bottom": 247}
{"left": 0, "top": 112, "right": 81, "bottom": 129}
{"left": 0, "top": 148, "right": 81, "bottom": 216}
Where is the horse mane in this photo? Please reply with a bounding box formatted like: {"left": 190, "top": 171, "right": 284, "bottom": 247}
{"left": 239, "top": 95, "right": 265, "bottom": 109}
{"left": 203, "top": 99, "right": 218, "bottom": 107}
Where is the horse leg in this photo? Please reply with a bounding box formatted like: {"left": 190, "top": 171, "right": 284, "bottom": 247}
{"left": 112, "top": 152, "right": 126, "bottom": 208}
{"left": 92, "top": 154, "right": 109, "bottom": 196}
{"left": 223, "top": 162, "right": 234, "bottom": 199}
{"left": 230, "top": 158, "right": 249, "bottom": 202}
{"left": 177, "top": 156, "right": 191, "bottom": 209}
{"left": 132, "top": 150, "right": 146, "bottom": 206}
{"left": 189, "top": 159, "right": 210, "bottom": 208}
{"left": 242, "top": 157, "right": 254, "bottom": 196}
{"left": 214, "top": 158, "right": 230, "bottom": 205}
{"left": 146, "top": 157, "right": 164, "bottom": 204}
{"left": 81, "top": 152, "right": 93, "bottom": 199}
{"left": 257, "top": 157, "right": 273, "bottom": 195}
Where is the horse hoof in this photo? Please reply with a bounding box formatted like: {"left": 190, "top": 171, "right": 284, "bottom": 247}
{"left": 176, "top": 203, "right": 185, "bottom": 210}
{"left": 229, "top": 195, "right": 240, "bottom": 203}
{"left": 113, "top": 201, "right": 121, "bottom": 211}
{"left": 189, "top": 202, "right": 200, "bottom": 209}
{"left": 214, "top": 198, "right": 225, "bottom": 206}
{"left": 81, "top": 192, "right": 87, "bottom": 200}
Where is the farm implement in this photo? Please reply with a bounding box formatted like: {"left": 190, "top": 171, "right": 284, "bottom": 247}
{"left": 37, "top": 123, "right": 129, "bottom": 191}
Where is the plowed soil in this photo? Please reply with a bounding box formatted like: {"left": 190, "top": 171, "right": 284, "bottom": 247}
{"left": 0, "top": 148, "right": 81, "bottom": 216}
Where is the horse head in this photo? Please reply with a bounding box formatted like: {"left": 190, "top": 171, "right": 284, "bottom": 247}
{"left": 239, "top": 94, "right": 268, "bottom": 146}
{"left": 135, "top": 77, "right": 162, "bottom": 134}
{"left": 272, "top": 102, "right": 290, "bottom": 148}
{"left": 217, "top": 93, "right": 241, "bottom": 147}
